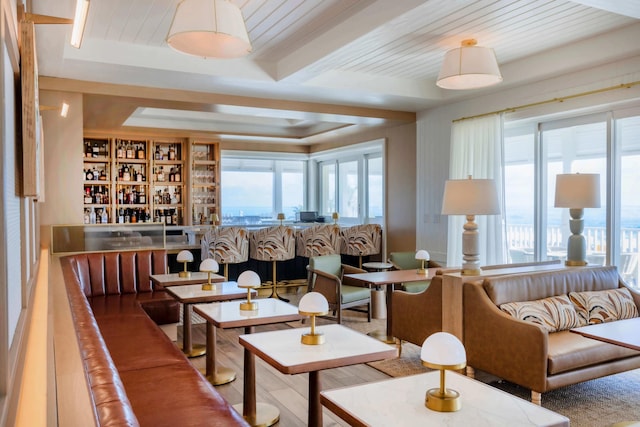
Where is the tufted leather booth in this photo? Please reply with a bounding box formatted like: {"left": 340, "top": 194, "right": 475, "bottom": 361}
{"left": 61, "top": 250, "right": 249, "bottom": 427}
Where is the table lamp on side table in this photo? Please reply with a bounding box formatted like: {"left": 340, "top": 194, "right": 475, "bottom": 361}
{"left": 200, "top": 258, "right": 219, "bottom": 290}
{"left": 415, "top": 249, "right": 430, "bottom": 275}
{"left": 237, "top": 270, "right": 261, "bottom": 311}
{"left": 421, "top": 332, "right": 467, "bottom": 412}
{"left": 177, "top": 250, "right": 194, "bottom": 278}
{"left": 299, "top": 292, "right": 329, "bottom": 345}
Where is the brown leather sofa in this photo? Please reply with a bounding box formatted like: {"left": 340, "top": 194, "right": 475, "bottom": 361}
{"left": 60, "top": 250, "right": 248, "bottom": 427}
{"left": 463, "top": 266, "right": 640, "bottom": 405}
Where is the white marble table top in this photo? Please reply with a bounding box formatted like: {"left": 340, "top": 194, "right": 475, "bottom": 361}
{"left": 193, "top": 299, "right": 302, "bottom": 328}
{"left": 164, "top": 281, "right": 251, "bottom": 303}
{"left": 150, "top": 271, "right": 226, "bottom": 286}
{"left": 320, "top": 371, "right": 569, "bottom": 427}
{"left": 239, "top": 324, "right": 397, "bottom": 375}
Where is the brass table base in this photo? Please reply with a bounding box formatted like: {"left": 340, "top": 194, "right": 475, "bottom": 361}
{"left": 232, "top": 402, "right": 280, "bottom": 427}
{"left": 178, "top": 343, "right": 206, "bottom": 358}
{"left": 367, "top": 330, "right": 397, "bottom": 345}
{"left": 200, "top": 366, "right": 236, "bottom": 386}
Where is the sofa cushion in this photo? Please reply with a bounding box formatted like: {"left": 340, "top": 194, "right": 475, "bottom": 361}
{"left": 547, "top": 330, "right": 640, "bottom": 375}
{"left": 500, "top": 294, "right": 585, "bottom": 333}
{"left": 341, "top": 284, "right": 371, "bottom": 304}
{"left": 569, "top": 288, "right": 639, "bottom": 324}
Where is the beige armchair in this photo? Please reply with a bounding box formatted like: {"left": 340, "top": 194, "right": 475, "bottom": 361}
{"left": 306, "top": 254, "right": 371, "bottom": 324}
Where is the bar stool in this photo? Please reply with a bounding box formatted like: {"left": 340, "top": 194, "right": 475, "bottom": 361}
{"left": 340, "top": 224, "right": 382, "bottom": 268}
{"left": 249, "top": 225, "right": 296, "bottom": 301}
{"left": 296, "top": 224, "right": 343, "bottom": 292}
{"left": 201, "top": 226, "right": 249, "bottom": 280}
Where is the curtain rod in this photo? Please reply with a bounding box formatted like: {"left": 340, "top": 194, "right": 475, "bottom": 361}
{"left": 452, "top": 80, "right": 640, "bottom": 123}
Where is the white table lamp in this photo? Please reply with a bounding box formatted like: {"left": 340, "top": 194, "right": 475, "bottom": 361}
{"left": 421, "top": 332, "right": 467, "bottom": 412}
{"left": 441, "top": 176, "right": 500, "bottom": 275}
{"left": 332, "top": 212, "right": 339, "bottom": 225}
{"left": 415, "top": 250, "right": 430, "bottom": 275}
{"left": 554, "top": 173, "right": 600, "bottom": 266}
{"left": 299, "top": 292, "right": 329, "bottom": 345}
{"left": 177, "top": 250, "right": 194, "bottom": 278}
{"left": 199, "top": 258, "right": 219, "bottom": 290}
{"left": 237, "top": 270, "right": 261, "bottom": 311}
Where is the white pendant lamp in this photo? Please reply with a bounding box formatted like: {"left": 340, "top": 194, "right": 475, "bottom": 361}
{"left": 167, "top": 0, "right": 252, "bottom": 59}
{"left": 437, "top": 39, "right": 502, "bottom": 90}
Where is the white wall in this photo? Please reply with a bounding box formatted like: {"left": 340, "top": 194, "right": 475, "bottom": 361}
{"left": 417, "top": 55, "right": 640, "bottom": 263}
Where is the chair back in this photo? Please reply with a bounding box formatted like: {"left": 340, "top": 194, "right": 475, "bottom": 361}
{"left": 340, "top": 224, "right": 381, "bottom": 256}
{"left": 309, "top": 254, "right": 342, "bottom": 278}
{"left": 201, "top": 226, "right": 249, "bottom": 264}
{"left": 389, "top": 251, "right": 420, "bottom": 270}
{"left": 296, "top": 225, "right": 341, "bottom": 258}
{"left": 249, "top": 225, "right": 296, "bottom": 262}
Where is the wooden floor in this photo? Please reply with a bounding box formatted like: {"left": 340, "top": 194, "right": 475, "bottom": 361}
{"left": 183, "top": 319, "right": 391, "bottom": 426}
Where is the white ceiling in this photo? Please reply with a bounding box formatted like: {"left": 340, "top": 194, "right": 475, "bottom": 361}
{"left": 31, "top": 0, "right": 640, "bottom": 141}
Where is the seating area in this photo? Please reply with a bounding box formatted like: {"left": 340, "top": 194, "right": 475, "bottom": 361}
{"left": 60, "top": 250, "right": 248, "bottom": 426}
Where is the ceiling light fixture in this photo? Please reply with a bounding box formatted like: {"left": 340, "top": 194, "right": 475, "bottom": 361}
{"left": 167, "top": 0, "right": 252, "bottom": 59}
{"left": 70, "top": 0, "right": 90, "bottom": 48}
{"left": 436, "top": 39, "right": 502, "bottom": 90}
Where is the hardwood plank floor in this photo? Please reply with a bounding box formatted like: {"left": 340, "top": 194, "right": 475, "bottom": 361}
{"left": 183, "top": 320, "right": 391, "bottom": 426}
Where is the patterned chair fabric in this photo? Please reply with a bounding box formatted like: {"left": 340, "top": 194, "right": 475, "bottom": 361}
{"left": 201, "top": 226, "right": 249, "bottom": 264}
{"left": 249, "top": 225, "right": 296, "bottom": 262}
{"left": 340, "top": 224, "right": 382, "bottom": 257}
{"left": 296, "top": 224, "right": 342, "bottom": 258}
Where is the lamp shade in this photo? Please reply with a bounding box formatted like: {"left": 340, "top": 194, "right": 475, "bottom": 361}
{"left": 176, "top": 250, "right": 194, "bottom": 263}
{"left": 298, "top": 292, "right": 329, "bottom": 315}
{"left": 277, "top": 213, "right": 285, "bottom": 221}
{"left": 237, "top": 270, "right": 261, "bottom": 288}
{"left": 554, "top": 173, "right": 601, "bottom": 208}
{"left": 441, "top": 177, "right": 500, "bottom": 215}
{"left": 421, "top": 332, "right": 466, "bottom": 368}
{"left": 167, "top": 0, "right": 252, "bottom": 59}
{"left": 199, "top": 258, "right": 219, "bottom": 273}
{"left": 415, "top": 249, "right": 430, "bottom": 261}
{"left": 437, "top": 39, "right": 502, "bottom": 90}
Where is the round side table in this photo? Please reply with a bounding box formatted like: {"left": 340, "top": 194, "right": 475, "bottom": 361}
{"left": 361, "top": 262, "right": 394, "bottom": 320}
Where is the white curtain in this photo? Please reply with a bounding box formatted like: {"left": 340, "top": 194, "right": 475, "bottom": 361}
{"left": 446, "top": 114, "right": 507, "bottom": 267}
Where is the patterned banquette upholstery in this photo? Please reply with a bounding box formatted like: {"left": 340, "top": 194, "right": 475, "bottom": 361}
{"left": 340, "top": 224, "right": 382, "bottom": 267}
{"left": 201, "top": 226, "right": 249, "bottom": 279}
{"left": 249, "top": 225, "right": 296, "bottom": 300}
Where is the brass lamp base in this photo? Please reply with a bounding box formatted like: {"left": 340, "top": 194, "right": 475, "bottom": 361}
{"left": 565, "top": 260, "right": 588, "bottom": 266}
{"left": 461, "top": 268, "right": 481, "bottom": 276}
{"left": 426, "top": 387, "right": 462, "bottom": 412}
{"left": 301, "top": 332, "right": 325, "bottom": 345}
{"left": 417, "top": 268, "right": 427, "bottom": 275}
{"left": 240, "top": 301, "right": 258, "bottom": 311}
{"left": 178, "top": 270, "right": 191, "bottom": 278}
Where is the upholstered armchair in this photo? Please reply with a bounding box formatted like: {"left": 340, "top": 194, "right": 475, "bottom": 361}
{"left": 296, "top": 224, "right": 342, "bottom": 258}
{"left": 388, "top": 251, "right": 442, "bottom": 293}
{"left": 340, "top": 224, "right": 382, "bottom": 268}
{"left": 306, "top": 254, "right": 371, "bottom": 324}
{"left": 201, "top": 226, "right": 249, "bottom": 280}
{"left": 249, "top": 225, "right": 296, "bottom": 301}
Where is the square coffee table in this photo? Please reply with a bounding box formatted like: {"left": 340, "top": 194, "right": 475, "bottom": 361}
{"left": 321, "top": 370, "right": 570, "bottom": 426}
{"left": 164, "top": 282, "right": 253, "bottom": 357}
{"left": 193, "top": 299, "right": 303, "bottom": 426}
{"left": 239, "top": 323, "right": 397, "bottom": 427}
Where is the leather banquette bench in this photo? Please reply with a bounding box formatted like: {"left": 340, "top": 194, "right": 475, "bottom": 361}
{"left": 60, "top": 250, "right": 248, "bottom": 427}
{"left": 463, "top": 265, "right": 640, "bottom": 405}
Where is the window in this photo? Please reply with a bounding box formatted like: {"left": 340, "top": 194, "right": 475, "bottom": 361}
{"left": 314, "top": 140, "right": 384, "bottom": 224}
{"left": 504, "top": 109, "right": 640, "bottom": 287}
{"left": 221, "top": 155, "right": 306, "bottom": 224}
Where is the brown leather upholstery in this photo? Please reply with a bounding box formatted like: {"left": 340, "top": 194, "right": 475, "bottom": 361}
{"left": 463, "top": 266, "right": 640, "bottom": 402}
{"left": 61, "top": 251, "right": 249, "bottom": 427}
{"left": 391, "top": 275, "right": 443, "bottom": 347}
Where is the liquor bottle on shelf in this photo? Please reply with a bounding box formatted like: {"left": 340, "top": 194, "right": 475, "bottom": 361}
{"left": 84, "top": 209, "right": 90, "bottom": 224}
{"left": 92, "top": 141, "right": 99, "bottom": 158}
{"left": 155, "top": 144, "right": 162, "bottom": 161}
{"left": 116, "top": 140, "right": 124, "bottom": 159}
{"left": 118, "top": 208, "right": 124, "bottom": 223}
{"left": 84, "top": 188, "right": 92, "bottom": 204}
{"left": 122, "top": 165, "right": 131, "bottom": 182}
{"left": 174, "top": 187, "right": 181, "bottom": 204}
{"left": 168, "top": 144, "right": 176, "bottom": 161}
{"left": 100, "top": 209, "right": 108, "bottom": 224}
{"left": 138, "top": 186, "right": 146, "bottom": 204}
{"left": 85, "top": 168, "right": 94, "bottom": 181}
{"left": 157, "top": 166, "right": 164, "bottom": 182}
{"left": 99, "top": 169, "right": 107, "bottom": 181}
{"left": 137, "top": 143, "right": 145, "bottom": 159}
{"left": 174, "top": 165, "right": 181, "bottom": 182}
{"left": 89, "top": 207, "right": 97, "bottom": 224}
{"left": 126, "top": 141, "right": 134, "bottom": 159}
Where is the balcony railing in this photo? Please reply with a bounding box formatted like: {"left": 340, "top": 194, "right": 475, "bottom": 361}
{"left": 507, "top": 224, "right": 639, "bottom": 288}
